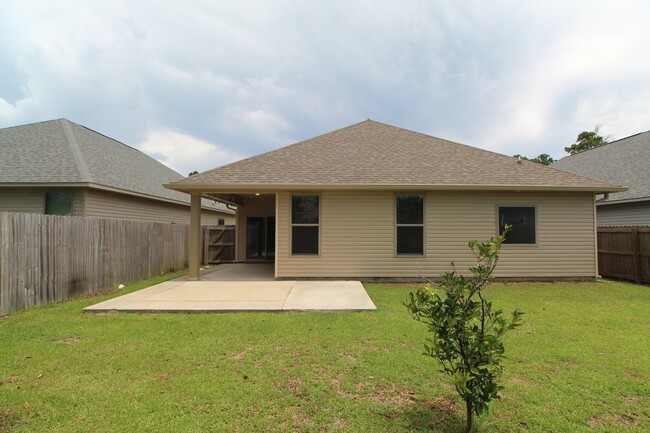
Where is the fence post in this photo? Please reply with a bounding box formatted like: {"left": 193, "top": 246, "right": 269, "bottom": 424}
{"left": 631, "top": 228, "right": 641, "bottom": 284}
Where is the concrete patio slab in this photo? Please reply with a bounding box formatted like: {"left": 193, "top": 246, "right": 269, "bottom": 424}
{"left": 284, "top": 281, "right": 376, "bottom": 311}
{"left": 84, "top": 264, "right": 376, "bottom": 313}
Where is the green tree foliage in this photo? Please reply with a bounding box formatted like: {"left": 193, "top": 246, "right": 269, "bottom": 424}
{"left": 512, "top": 153, "right": 555, "bottom": 165}
{"left": 564, "top": 124, "right": 609, "bottom": 155}
{"left": 188, "top": 170, "right": 199, "bottom": 176}
{"left": 405, "top": 229, "right": 523, "bottom": 432}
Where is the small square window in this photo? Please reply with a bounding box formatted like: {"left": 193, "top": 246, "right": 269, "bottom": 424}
{"left": 499, "top": 206, "right": 536, "bottom": 244}
{"left": 45, "top": 192, "right": 73, "bottom": 216}
{"left": 218, "top": 218, "right": 225, "bottom": 225}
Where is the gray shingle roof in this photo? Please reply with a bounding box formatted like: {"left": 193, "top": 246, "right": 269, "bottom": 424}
{"left": 168, "top": 120, "right": 623, "bottom": 193}
{"left": 0, "top": 119, "right": 232, "bottom": 212}
{"left": 551, "top": 130, "right": 650, "bottom": 204}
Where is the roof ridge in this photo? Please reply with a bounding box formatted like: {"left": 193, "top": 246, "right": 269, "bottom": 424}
{"left": 196, "top": 119, "right": 375, "bottom": 177}
{"left": 60, "top": 119, "right": 94, "bottom": 183}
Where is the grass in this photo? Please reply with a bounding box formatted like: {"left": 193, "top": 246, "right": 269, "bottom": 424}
{"left": 1, "top": 274, "right": 649, "bottom": 432}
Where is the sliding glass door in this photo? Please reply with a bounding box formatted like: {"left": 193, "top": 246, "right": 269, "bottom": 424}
{"left": 246, "top": 216, "right": 275, "bottom": 261}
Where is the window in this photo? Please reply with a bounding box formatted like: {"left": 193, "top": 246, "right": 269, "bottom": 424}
{"left": 396, "top": 195, "right": 424, "bottom": 255}
{"left": 218, "top": 218, "right": 225, "bottom": 225}
{"left": 45, "top": 192, "right": 73, "bottom": 216}
{"left": 291, "top": 195, "right": 319, "bottom": 255}
{"left": 498, "top": 206, "right": 536, "bottom": 244}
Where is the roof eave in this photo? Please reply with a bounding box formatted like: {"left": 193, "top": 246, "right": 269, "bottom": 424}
{"left": 164, "top": 182, "right": 627, "bottom": 194}
{"left": 1, "top": 182, "right": 235, "bottom": 214}
{"left": 597, "top": 196, "right": 650, "bottom": 206}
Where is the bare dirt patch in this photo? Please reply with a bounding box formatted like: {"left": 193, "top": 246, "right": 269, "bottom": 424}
{"left": 619, "top": 395, "right": 637, "bottom": 405}
{"left": 587, "top": 413, "right": 639, "bottom": 429}
{"left": 333, "top": 380, "right": 419, "bottom": 409}
{"left": 275, "top": 376, "right": 309, "bottom": 399}
{"left": 0, "top": 407, "right": 20, "bottom": 432}
{"left": 223, "top": 347, "right": 251, "bottom": 362}
{"left": 0, "top": 376, "right": 25, "bottom": 386}
{"left": 53, "top": 336, "right": 80, "bottom": 345}
{"left": 507, "top": 374, "right": 534, "bottom": 387}
{"left": 272, "top": 405, "right": 314, "bottom": 430}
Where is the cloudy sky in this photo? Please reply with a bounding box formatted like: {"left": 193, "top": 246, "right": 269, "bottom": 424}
{"left": 1, "top": 0, "right": 649, "bottom": 175}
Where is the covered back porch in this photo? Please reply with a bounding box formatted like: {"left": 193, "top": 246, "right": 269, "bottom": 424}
{"left": 188, "top": 191, "right": 278, "bottom": 281}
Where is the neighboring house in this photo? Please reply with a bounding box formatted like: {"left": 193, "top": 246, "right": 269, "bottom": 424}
{"left": 165, "top": 120, "right": 623, "bottom": 280}
{"left": 0, "top": 119, "right": 235, "bottom": 225}
{"left": 551, "top": 130, "right": 650, "bottom": 227}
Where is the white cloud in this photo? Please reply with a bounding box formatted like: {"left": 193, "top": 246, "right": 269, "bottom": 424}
{"left": 137, "top": 129, "right": 243, "bottom": 175}
{"left": 1, "top": 0, "right": 650, "bottom": 168}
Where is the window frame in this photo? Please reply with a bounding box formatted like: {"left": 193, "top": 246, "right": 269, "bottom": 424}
{"left": 395, "top": 194, "right": 425, "bottom": 256}
{"left": 44, "top": 191, "right": 74, "bottom": 216}
{"left": 290, "top": 194, "right": 320, "bottom": 256}
{"left": 496, "top": 205, "right": 537, "bottom": 246}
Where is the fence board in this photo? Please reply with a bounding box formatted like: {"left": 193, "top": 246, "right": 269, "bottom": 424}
{"left": 0, "top": 212, "right": 192, "bottom": 316}
{"left": 597, "top": 227, "right": 650, "bottom": 284}
{"left": 203, "top": 226, "right": 235, "bottom": 264}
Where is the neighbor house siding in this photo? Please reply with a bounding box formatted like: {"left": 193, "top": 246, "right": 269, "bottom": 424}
{"left": 235, "top": 195, "right": 276, "bottom": 262}
{"left": 85, "top": 189, "right": 234, "bottom": 224}
{"left": 276, "top": 190, "right": 597, "bottom": 279}
{"left": 0, "top": 188, "right": 85, "bottom": 215}
{"left": 597, "top": 201, "right": 650, "bottom": 227}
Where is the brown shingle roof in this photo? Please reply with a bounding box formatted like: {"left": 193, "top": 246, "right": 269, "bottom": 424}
{"left": 167, "top": 120, "right": 624, "bottom": 193}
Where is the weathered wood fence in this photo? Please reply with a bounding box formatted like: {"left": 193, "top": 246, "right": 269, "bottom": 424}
{"left": 202, "top": 225, "right": 235, "bottom": 264}
{"left": 597, "top": 227, "right": 650, "bottom": 284}
{"left": 0, "top": 212, "right": 190, "bottom": 316}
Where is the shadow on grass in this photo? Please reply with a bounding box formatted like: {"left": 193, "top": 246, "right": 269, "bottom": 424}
{"left": 379, "top": 396, "right": 466, "bottom": 433}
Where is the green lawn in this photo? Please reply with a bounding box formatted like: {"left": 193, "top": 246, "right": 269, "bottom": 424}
{"left": 1, "top": 275, "right": 648, "bottom": 432}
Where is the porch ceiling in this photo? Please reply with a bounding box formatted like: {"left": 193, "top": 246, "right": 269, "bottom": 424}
{"left": 205, "top": 192, "right": 275, "bottom": 207}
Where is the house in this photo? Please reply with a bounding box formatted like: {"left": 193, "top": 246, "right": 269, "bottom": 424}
{"left": 0, "top": 119, "right": 235, "bottom": 225}
{"left": 551, "top": 130, "right": 650, "bottom": 227}
{"left": 165, "top": 120, "right": 624, "bottom": 280}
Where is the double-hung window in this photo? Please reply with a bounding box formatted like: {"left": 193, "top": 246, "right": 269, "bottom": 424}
{"left": 291, "top": 195, "right": 319, "bottom": 255}
{"left": 498, "top": 206, "right": 536, "bottom": 244}
{"left": 396, "top": 195, "right": 424, "bottom": 255}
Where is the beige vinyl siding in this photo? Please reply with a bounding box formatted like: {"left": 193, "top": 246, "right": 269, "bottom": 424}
{"left": 597, "top": 201, "right": 650, "bottom": 227}
{"left": 85, "top": 189, "right": 234, "bottom": 224}
{"left": 0, "top": 188, "right": 84, "bottom": 215}
{"left": 235, "top": 195, "right": 276, "bottom": 262}
{"left": 276, "top": 190, "right": 597, "bottom": 279}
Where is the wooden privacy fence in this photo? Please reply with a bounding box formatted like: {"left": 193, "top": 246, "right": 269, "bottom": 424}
{"left": 597, "top": 227, "right": 650, "bottom": 284}
{"left": 202, "top": 225, "right": 235, "bottom": 264}
{"left": 0, "top": 212, "right": 190, "bottom": 316}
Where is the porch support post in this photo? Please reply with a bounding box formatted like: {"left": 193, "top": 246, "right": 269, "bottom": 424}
{"left": 188, "top": 193, "right": 202, "bottom": 281}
